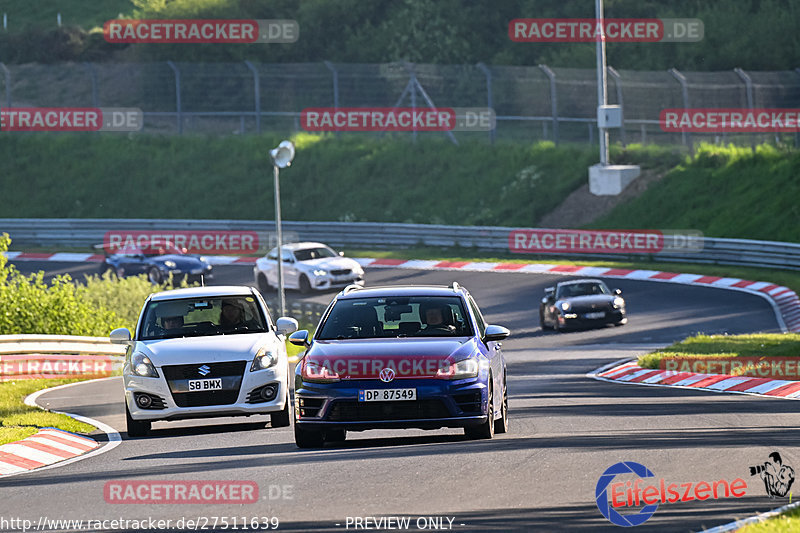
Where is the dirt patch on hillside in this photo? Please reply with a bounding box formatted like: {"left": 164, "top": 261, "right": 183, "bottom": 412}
{"left": 537, "top": 168, "right": 667, "bottom": 228}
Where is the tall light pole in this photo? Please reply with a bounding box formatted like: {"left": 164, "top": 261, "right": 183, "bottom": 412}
{"left": 595, "top": 0, "right": 609, "bottom": 165}
{"left": 269, "top": 140, "right": 295, "bottom": 318}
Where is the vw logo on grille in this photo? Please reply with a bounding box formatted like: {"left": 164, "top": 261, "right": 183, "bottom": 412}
{"left": 379, "top": 368, "right": 395, "bottom": 383}
{"left": 198, "top": 365, "right": 211, "bottom": 376}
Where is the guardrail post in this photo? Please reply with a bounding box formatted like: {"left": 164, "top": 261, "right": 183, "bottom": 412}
{"left": 607, "top": 66, "right": 626, "bottom": 146}
{"left": 476, "top": 62, "right": 495, "bottom": 144}
{"left": 244, "top": 61, "right": 261, "bottom": 134}
{"left": 669, "top": 68, "right": 691, "bottom": 151}
{"left": 734, "top": 67, "right": 756, "bottom": 151}
{"left": 166, "top": 61, "right": 183, "bottom": 134}
{"left": 0, "top": 62, "right": 10, "bottom": 108}
{"left": 324, "top": 61, "right": 339, "bottom": 137}
{"left": 83, "top": 62, "right": 98, "bottom": 107}
{"left": 539, "top": 64, "right": 559, "bottom": 144}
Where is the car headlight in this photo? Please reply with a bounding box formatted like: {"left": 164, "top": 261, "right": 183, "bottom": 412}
{"left": 131, "top": 352, "right": 158, "bottom": 378}
{"left": 301, "top": 360, "right": 340, "bottom": 383}
{"left": 613, "top": 297, "right": 625, "bottom": 309}
{"left": 251, "top": 347, "right": 278, "bottom": 371}
{"left": 163, "top": 260, "right": 177, "bottom": 269}
{"left": 437, "top": 358, "right": 482, "bottom": 380}
{"left": 560, "top": 302, "right": 571, "bottom": 312}
{"left": 312, "top": 269, "right": 328, "bottom": 276}
{"left": 199, "top": 256, "right": 207, "bottom": 262}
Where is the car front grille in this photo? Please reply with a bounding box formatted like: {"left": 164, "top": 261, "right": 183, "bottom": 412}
{"left": 326, "top": 399, "right": 450, "bottom": 422}
{"left": 452, "top": 391, "right": 482, "bottom": 414}
{"left": 162, "top": 361, "right": 246, "bottom": 407}
{"left": 330, "top": 269, "right": 351, "bottom": 276}
{"left": 297, "top": 397, "right": 325, "bottom": 418}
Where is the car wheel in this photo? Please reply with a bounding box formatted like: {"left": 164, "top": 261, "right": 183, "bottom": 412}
{"left": 539, "top": 309, "right": 552, "bottom": 330}
{"left": 494, "top": 374, "right": 509, "bottom": 434}
{"left": 256, "top": 273, "right": 273, "bottom": 293}
{"left": 325, "top": 429, "right": 346, "bottom": 443}
{"left": 270, "top": 397, "right": 291, "bottom": 428}
{"left": 554, "top": 317, "right": 562, "bottom": 333}
{"left": 125, "top": 404, "right": 151, "bottom": 438}
{"left": 299, "top": 275, "right": 312, "bottom": 294}
{"left": 294, "top": 423, "right": 325, "bottom": 448}
{"left": 148, "top": 267, "right": 162, "bottom": 284}
{"left": 465, "top": 379, "right": 494, "bottom": 440}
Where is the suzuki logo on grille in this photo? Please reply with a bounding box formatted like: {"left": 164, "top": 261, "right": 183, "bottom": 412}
{"left": 198, "top": 365, "right": 211, "bottom": 376}
{"left": 379, "top": 368, "right": 395, "bottom": 383}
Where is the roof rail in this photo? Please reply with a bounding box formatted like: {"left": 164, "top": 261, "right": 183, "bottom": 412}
{"left": 451, "top": 281, "right": 461, "bottom": 291}
{"left": 342, "top": 284, "right": 363, "bottom": 295}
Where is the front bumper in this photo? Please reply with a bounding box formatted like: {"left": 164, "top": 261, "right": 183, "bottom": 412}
{"left": 558, "top": 308, "right": 626, "bottom": 329}
{"left": 312, "top": 276, "right": 365, "bottom": 291}
{"left": 294, "top": 377, "right": 488, "bottom": 431}
{"left": 124, "top": 362, "right": 287, "bottom": 422}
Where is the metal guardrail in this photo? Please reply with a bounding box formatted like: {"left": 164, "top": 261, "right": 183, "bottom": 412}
{"left": 1, "top": 218, "right": 799, "bottom": 271}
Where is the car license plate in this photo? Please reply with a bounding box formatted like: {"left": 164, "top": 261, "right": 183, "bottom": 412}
{"left": 358, "top": 389, "right": 416, "bottom": 402}
{"left": 584, "top": 312, "right": 605, "bottom": 319}
{"left": 188, "top": 378, "right": 223, "bottom": 391}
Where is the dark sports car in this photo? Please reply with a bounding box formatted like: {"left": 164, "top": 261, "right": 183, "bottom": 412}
{"left": 98, "top": 240, "right": 213, "bottom": 284}
{"left": 539, "top": 279, "right": 626, "bottom": 332}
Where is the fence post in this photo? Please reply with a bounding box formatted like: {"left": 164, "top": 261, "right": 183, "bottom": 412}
{"left": 539, "top": 64, "right": 559, "bottom": 144}
{"left": 734, "top": 67, "right": 756, "bottom": 151}
{"left": 83, "top": 62, "right": 98, "bottom": 107}
{"left": 607, "top": 66, "right": 626, "bottom": 146}
{"left": 324, "top": 61, "right": 339, "bottom": 137}
{"left": 244, "top": 61, "right": 261, "bottom": 134}
{"left": 669, "top": 68, "right": 691, "bottom": 150}
{"left": 166, "top": 61, "right": 183, "bottom": 134}
{"left": 476, "top": 62, "right": 494, "bottom": 144}
{"left": 0, "top": 63, "right": 10, "bottom": 108}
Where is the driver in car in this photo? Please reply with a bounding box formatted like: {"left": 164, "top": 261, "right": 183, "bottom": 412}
{"left": 419, "top": 302, "right": 456, "bottom": 335}
{"left": 161, "top": 315, "right": 184, "bottom": 333}
{"left": 220, "top": 299, "right": 246, "bottom": 329}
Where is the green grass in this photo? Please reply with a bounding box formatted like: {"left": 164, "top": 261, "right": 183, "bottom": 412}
{"left": 0, "top": 0, "right": 134, "bottom": 31}
{"left": 0, "top": 135, "right": 676, "bottom": 228}
{"left": 638, "top": 334, "right": 800, "bottom": 371}
{"left": 0, "top": 379, "right": 96, "bottom": 445}
{"left": 737, "top": 507, "right": 800, "bottom": 533}
{"left": 590, "top": 143, "right": 800, "bottom": 242}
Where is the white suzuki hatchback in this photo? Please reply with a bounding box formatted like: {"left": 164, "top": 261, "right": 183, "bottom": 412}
{"left": 111, "top": 286, "right": 298, "bottom": 437}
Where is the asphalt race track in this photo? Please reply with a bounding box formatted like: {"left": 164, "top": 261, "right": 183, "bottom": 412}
{"left": 0, "top": 260, "right": 795, "bottom": 532}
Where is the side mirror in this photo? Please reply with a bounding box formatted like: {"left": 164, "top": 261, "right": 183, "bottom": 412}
{"left": 614, "top": 288, "right": 622, "bottom": 295}
{"left": 483, "top": 324, "right": 510, "bottom": 343}
{"left": 276, "top": 317, "right": 299, "bottom": 336}
{"left": 544, "top": 287, "right": 555, "bottom": 299}
{"left": 288, "top": 330, "right": 310, "bottom": 347}
{"left": 110, "top": 328, "right": 132, "bottom": 344}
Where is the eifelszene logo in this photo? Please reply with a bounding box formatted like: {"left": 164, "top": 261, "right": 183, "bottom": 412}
{"left": 595, "top": 461, "right": 747, "bottom": 527}
{"left": 750, "top": 452, "right": 795, "bottom": 499}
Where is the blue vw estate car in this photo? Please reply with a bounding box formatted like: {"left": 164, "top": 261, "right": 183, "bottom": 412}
{"left": 289, "top": 283, "right": 510, "bottom": 448}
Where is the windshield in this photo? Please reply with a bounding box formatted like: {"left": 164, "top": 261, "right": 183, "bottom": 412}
{"left": 557, "top": 282, "right": 610, "bottom": 299}
{"left": 317, "top": 296, "right": 473, "bottom": 340}
{"left": 293, "top": 247, "right": 337, "bottom": 261}
{"left": 115, "top": 241, "right": 184, "bottom": 257}
{"left": 138, "top": 295, "right": 268, "bottom": 340}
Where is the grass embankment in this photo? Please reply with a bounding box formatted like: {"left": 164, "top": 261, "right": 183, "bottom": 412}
{"left": 590, "top": 144, "right": 800, "bottom": 242}
{"left": 638, "top": 334, "right": 800, "bottom": 371}
{"left": 0, "top": 135, "right": 678, "bottom": 228}
{"left": 738, "top": 508, "right": 800, "bottom": 533}
{"left": 0, "top": 379, "right": 96, "bottom": 445}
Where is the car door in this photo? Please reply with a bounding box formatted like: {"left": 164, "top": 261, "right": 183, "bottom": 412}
{"left": 281, "top": 249, "right": 299, "bottom": 288}
{"left": 542, "top": 288, "right": 557, "bottom": 326}
{"left": 468, "top": 296, "right": 502, "bottom": 415}
{"left": 264, "top": 248, "right": 279, "bottom": 285}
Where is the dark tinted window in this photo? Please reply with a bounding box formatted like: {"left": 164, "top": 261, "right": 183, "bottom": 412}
{"left": 139, "top": 295, "right": 268, "bottom": 340}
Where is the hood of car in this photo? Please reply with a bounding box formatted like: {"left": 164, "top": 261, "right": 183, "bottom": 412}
{"left": 558, "top": 294, "right": 617, "bottom": 309}
{"left": 137, "top": 333, "right": 271, "bottom": 366}
{"left": 152, "top": 254, "right": 206, "bottom": 269}
{"left": 297, "top": 256, "right": 361, "bottom": 272}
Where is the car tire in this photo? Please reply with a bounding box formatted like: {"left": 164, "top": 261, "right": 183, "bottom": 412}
{"left": 148, "top": 267, "right": 162, "bottom": 285}
{"left": 125, "top": 404, "right": 151, "bottom": 438}
{"left": 554, "top": 318, "right": 562, "bottom": 333}
{"left": 294, "top": 423, "right": 325, "bottom": 448}
{"left": 324, "top": 429, "right": 346, "bottom": 443}
{"left": 298, "top": 275, "right": 312, "bottom": 294}
{"left": 270, "top": 398, "right": 291, "bottom": 428}
{"left": 494, "top": 374, "right": 509, "bottom": 434}
{"left": 256, "top": 273, "right": 273, "bottom": 293}
{"left": 465, "top": 379, "right": 494, "bottom": 440}
{"left": 539, "top": 309, "right": 552, "bottom": 330}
